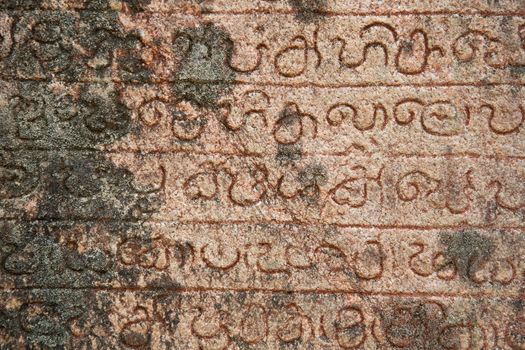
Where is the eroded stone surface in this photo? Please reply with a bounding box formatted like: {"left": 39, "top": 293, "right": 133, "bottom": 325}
{"left": 0, "top": 0, "right": 524, "bottom": 349}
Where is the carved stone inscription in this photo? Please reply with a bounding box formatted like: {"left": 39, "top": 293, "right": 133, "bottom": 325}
{"left": 0, "top": 0, "right": 524, "bottom": 349}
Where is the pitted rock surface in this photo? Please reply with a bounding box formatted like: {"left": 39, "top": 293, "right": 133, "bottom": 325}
{"left": 0, "top": 0, "right": 525, "bottom": 349}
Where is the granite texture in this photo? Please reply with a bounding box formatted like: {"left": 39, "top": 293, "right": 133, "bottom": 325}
{"left": 0, "top": 0, "right": 524, "bottom": 349}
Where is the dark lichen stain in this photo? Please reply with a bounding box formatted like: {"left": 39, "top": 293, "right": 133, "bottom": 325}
{"left": 379, "top": 301, "right": 451, "bottom": 350}
{"left": 172, "top": 23, "right": 235, "bottom": 109}
{"left": 296, "top": 163, "right": 327, "bottom": 203}
{"left": 510, "top": 65, "right": 525, "bottom": 79}
{"left": 401, "top": 40, "right": 414, "bottom": 53}
{"left": 3, "top": 11, "right": 76, "bottom": 79}
{"left": 439, "top": 230, "right": 495, "bottom": 282}
{"left": 0, "top": 4, "right": 163, "bottom": 348}
{"left": 77, "top": 10, "right": 152, "bottom": 82}
{"left": 1, "top": 83, "right": 132, "bottom": 150}
{"left": 511, "top": 299, "right": 524, "bottom": 312}
{"left": 3, "top": 7, "right": 151, "bottom": 82}
{"left": 298, "top": 164, "right": 327, "bottom": 186}
{"left": 486, "top": 0, "right": 500, "bottom": 6}
{"left": 85, "top": 0, "right": 151, "bottom": 11}
{"left": 0, "top": 0, "right": 43, "bottom": 9}
{"left": 122, "top": 0, "right": 152, "bottom": 12}
{"left": 0, "top": 289, "right": 89, "bottom": 348}
{"left": 288, "top": 0, "right": 328, "bottom": 23}
{"left": 276, "top": 144, "right": 303, "bottom": 164}
{"left": 277, "top": 103, "right": 304, "bottom": 128}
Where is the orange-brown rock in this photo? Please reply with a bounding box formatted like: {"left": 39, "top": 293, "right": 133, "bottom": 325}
{"left": 0, "top": 0, "right": 524, "bottom": 349}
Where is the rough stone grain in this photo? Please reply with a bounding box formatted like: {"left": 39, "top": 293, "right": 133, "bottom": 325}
{"left": 0, "top": 0, "right": 525, "bottom": 349}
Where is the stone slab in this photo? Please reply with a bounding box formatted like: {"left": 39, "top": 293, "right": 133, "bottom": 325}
{"left": 0, "top": 0, "right": 524, "bottom": 349}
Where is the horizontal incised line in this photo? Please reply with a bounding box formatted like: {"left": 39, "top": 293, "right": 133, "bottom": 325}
{"left": 3, "top": 78, "right": 525, "bottom": 89}
{"left": 1, "top": 148, "right": 524, "bottom": 162}
{"left": 0, "top": 285, "right": 523, "bottom": 300}
{"left": 213, "top": 80, "right": 525, "bottom": 89}
{"left": 203, "top": 9, "right": 525, "bottom": 17}
{"left": 0, "top": 218, "right": 523, "bottom": 231}
{"left": 2, "top": 8, "right": 525, "bottom": 17}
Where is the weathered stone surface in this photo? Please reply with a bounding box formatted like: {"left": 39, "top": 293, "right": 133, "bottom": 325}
{"left": 0, "top": 0, "right": 524, "bottom": 349}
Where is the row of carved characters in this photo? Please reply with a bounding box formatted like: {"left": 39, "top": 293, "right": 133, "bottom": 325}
{"left": 228, "top": 21, "right": 525, "bottom": 77}
{"left": 189, "top": 301, "right": 521, "bottom": 350}
{"left": 2, "top": 294, "right": 522, "bottom": 349}
{"left": 0, "top": 229, "right": 114, "bottom": 279}
{"left": 2, "top": 224, "right": 520, "bottom": 289}
{"left": 2, "top": 0, "right": 525, "bottom": 11}
{"left": 0, "top": 220, "right": 162, "bottom": 286}
{"left": 0, "top": 83, "right": 131, "bottom": 147}
{"left": 3, "top": 84, "right": 523, "bottom": 150}
{"left": 181, "top": 161, "right": 525, "bottom": 215}
{"left": 0, "top": 151, "right": 162, "bottom": 219}
{"left": 1, "top": 15, "right": 525, "bottom": 82}
{"left": 0, "top": 231, "right": 384, "bottom": 286}
{"left": 117, "top": 236, "right": 385, "bottom": 279}
{"left": 0, "top": 0, "right": 155, "bottom": 10}
{"left": 0, "top": 290, "right": 95, "bottom": 349}
{"left": 107, "top": 294, "right": 524, "bottom": 349}
{"left": 2, "top": 155, "right": 523, "bottom": 217}
{"left": 0, "top": 12, "right": 236, "bottom": 84}
{"left": 0, "top": 0, "right": 225, "bottom": 11}
{"left": 115, "top": 233, "right": 524, "bottom": 287}
{"left": 131, "top": 90, "right": 525, "bottom": 146}
{"left": 407, "top": 239, "right": 521, "bottom": 286}
{"left": 0, "top": 11, "right": 151, "bottom": 81}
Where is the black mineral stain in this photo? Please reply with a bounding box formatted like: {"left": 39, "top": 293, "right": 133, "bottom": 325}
{"left": 0, "top": 6, "right": 162, "bottom": 349}
{"left": 288, "top": 0, "right": 328, "bottom": 23}
{"left": 171, "top": 23, "right": 236, "bottom": 109}
{"left": 439, "top": 230, "right": 495, "bottom": 282}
